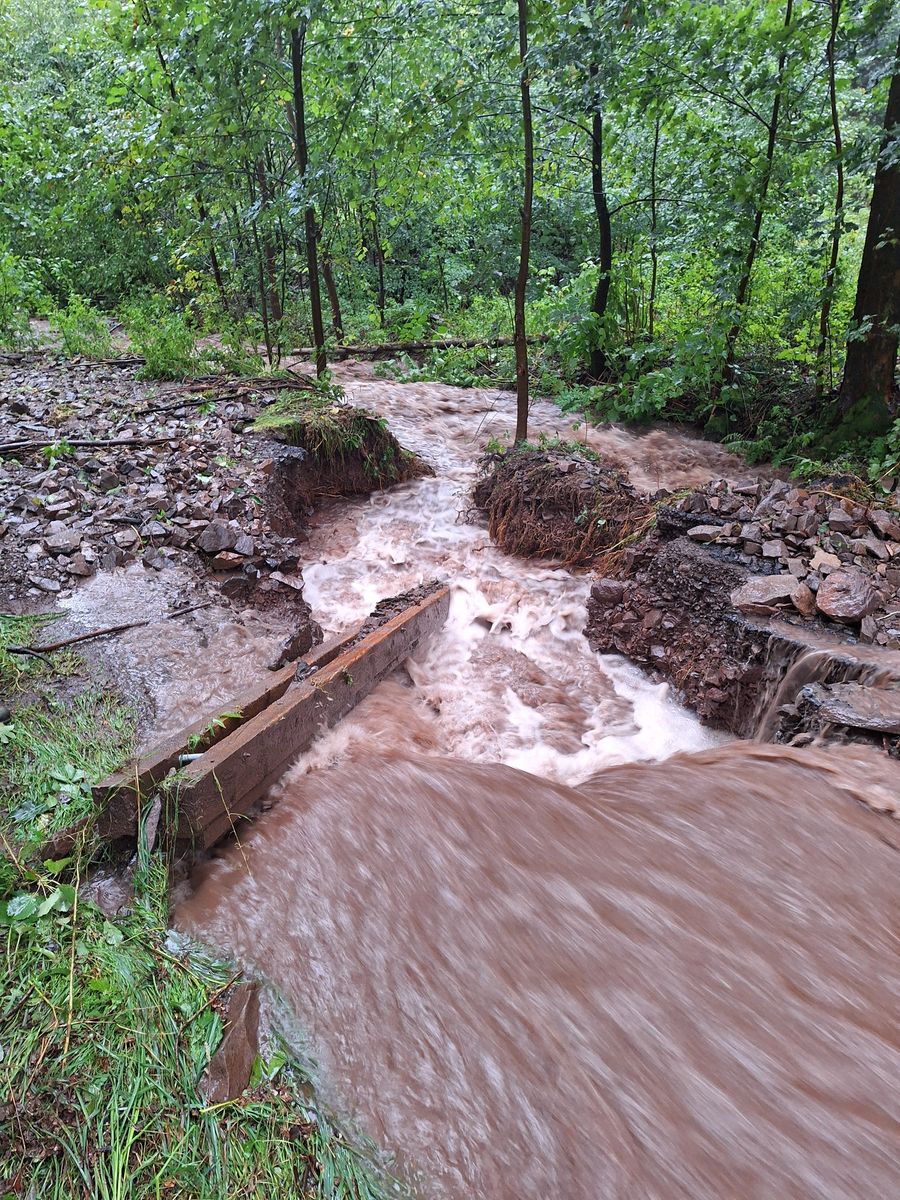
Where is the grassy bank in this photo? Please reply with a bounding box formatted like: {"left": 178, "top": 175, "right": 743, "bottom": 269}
{"left": 0, "top": 615, "right": 390, "bottom": 1198}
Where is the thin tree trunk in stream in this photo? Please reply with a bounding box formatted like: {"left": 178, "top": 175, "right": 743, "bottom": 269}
{"left": 815, "top": 0, "right": 844, "bottom": 397}
{"left": 649, "top": 110, "right": 661, "bottom": 339}
{"left": 513, "top": 0, "right": 534, "bottom": 444}
{"left": 588, "top": 63, "right": 613, "bottom": 379}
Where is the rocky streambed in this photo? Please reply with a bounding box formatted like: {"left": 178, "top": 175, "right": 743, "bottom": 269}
{"left": 584, "top": 476, "right": 900, "bottom": 747}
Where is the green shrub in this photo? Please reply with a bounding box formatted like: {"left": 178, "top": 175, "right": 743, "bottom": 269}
{"left": 204, "top": 317, "right": 264, "bottom": 375}
{"left": 122, "top": 297, "right": 197, "bottom": 378}
{"left": 49, "top": 294, "right": 113, "bottom": 358}
{"left": 0, "top": 246, "right": 38, "bottom": 348}
{"left": 868, "top": 419, "right": 900, "bottom": 485}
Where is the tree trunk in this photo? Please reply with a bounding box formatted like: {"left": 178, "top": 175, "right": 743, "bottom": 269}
{"left": 722, "top": 0, "right": 794, "bottom": 384}
{"left": 816, "top": 0, "right": 844, "bottom": 396}
{"left": 649, "top": 110, "right": 661, "bottom": 339}
{"left": 372, "top": 219, "right": 386, "bottom": 325}
{"left": 588, "top": 64, "right": 613, "bottom": 379}
{"left": 290, "top": 24, "right": 327, "bottom": 378}
{"left": 250, "top": 221, "right": 273, "bottom": 366}
{"left": 514, "top": 0, "right": 534, "bottom": 444}
{"left": 321, "top": 253, "right": 344, "bottom": 341}
{"left": 254, "top": 158, "right": 283, "bottom": 324}
{"left": 836, "top": 29, "right": 900, "bottom": 433}
{"left": 196, "top": 195, "right": 227, "bottom": 312}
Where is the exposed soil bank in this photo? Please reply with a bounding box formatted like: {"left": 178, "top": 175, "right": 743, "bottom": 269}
{"left": 583, "top": 477, "right": 900, "bottom": 743}
{"left": 472, "top": 446, "right": 646, "bottom": 567}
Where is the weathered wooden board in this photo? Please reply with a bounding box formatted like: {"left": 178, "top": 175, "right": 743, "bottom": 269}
{"left": 95, "top": 583, "right": 450, "bottom": 848}
{"left": 178, "top": 583, "right": 449, "bottom": 848}
{"left": 94, "top": 629, "right": 357, "bottom": 838}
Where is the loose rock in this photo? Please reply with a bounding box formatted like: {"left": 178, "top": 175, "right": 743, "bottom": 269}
{"left": 815, "top": 568, "right": 879, "bottom": 625}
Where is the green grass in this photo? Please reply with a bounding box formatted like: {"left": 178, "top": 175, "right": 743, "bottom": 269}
{"left": 1, "top": 850, "right": 389, "bottom": 1198}
{"left": 252, "top": 390, "right": 380, "bottom": 458}
{"left": 251, "top": 391, "right": 416, "bottom": 488}
{"left": 0, "top": 618, "right": 396, "bottom": 1199}
{"left": 0, "top": 613, "right": 65, "bottom": 699}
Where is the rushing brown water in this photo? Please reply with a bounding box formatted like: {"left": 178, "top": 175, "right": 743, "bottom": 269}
{"left": 178, "top": 739, "right": 899, "bottom": 1199}
{"left": 172, "top": 374, "right": 899, "bottom": 1197}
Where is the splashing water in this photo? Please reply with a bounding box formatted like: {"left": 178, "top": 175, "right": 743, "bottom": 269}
{"left": 177, "top": 377, "right": 900, "bottom": 1199}
{"left": 297, "top": 374, "right": 732, "bottom": 782}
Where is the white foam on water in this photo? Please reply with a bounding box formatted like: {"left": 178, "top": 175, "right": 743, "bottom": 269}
{"left": 290, "top": 376, "right": 730, "bottom": 787}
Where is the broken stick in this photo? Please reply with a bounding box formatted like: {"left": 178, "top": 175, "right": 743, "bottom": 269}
{"left": 4, "top": 601, "right": 212, "bottom": 656}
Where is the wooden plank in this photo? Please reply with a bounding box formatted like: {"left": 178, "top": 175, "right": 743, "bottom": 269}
{"left": 94, "top": 628, "right": 363, "bottom": 838}
{"left": 176, "top": 584, "right": 449, "bottom": 848}
{"left": 95, "top": 584, "right": 449, "bottom": 846}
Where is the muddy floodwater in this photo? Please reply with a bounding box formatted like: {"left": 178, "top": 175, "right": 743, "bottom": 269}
{"left": 179, "top": 745, "right": 899, "bottom": 1200}
{"left": 174, "top": 377, "right": 900, "bottom": 1199}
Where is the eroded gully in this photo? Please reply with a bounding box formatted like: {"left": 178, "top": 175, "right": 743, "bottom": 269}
{"left": 174, "top": 375, "right": 900, "bottom": 1200}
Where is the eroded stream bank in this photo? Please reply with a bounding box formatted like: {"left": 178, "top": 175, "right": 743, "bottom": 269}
{"left": 162, "top": 374, "right": 900, "bottom": 1198}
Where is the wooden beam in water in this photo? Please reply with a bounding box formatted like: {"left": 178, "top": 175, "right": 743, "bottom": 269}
{"left": 94, "top": 583, "right": 450, "bottom": 849}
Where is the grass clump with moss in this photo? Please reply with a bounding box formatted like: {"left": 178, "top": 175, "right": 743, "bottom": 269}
{"left": 0, "top": 615, "right": 395, "bottom": 1199}
{"left": 253, "top": 388, "right": 429, "bottom": 507}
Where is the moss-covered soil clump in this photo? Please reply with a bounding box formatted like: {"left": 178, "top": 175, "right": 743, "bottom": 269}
{"left": 253, "top": 390, "right": 431, "bottom": 519}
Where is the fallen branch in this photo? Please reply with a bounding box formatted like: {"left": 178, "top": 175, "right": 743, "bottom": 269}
{"left": 0, "top": 435, "right": 179, "bottom": 458}
{"left": 5, "top": 601, "right": 212, "bottom": 656}
{"left": 290, "top": 333, "right": 551, "bottom": 359}
{"left": 137, "top": 374, "right": 313, "bottom": 416}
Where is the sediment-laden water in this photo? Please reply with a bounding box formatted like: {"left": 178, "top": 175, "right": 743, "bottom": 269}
{"left": 175, "top": 376, "right": 899, "bottom": 1198}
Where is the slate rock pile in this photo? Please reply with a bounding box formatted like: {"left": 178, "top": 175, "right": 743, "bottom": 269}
{"left": 0, "top": 358, "right": 304, "bottom": 607}
{"left": 672, "top": 477, "right": 900, "bottom": 646}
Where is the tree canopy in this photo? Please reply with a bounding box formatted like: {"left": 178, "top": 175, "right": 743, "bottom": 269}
{"left": 1, "top": 0, "right": 897, "bottom": 461}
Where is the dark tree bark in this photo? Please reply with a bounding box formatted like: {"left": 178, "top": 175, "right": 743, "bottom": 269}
{"left": 816, "top": 0, "right": 844, "bottom": 396}
{"left": 649, "top": 109, "right": 661, "bottom": 338}
{"left": 250, "top": 219, "right": 274, "bottom": 365}
{"left": 254, "top": 158, "right": 283, "bottom": 324}
{"left": 373, "top": 233, "right": 387, "bottom": 326}
{"left": 836, "top": 29, "right": 900, "bottom": 433}
{"left": 196, "top": 194, "right": 228, "bottom": 311}
{"left": 321, "top": 253, "right": 344, "bottom": 341}
{"left": 722, "top": 0, "right": 794, "bottom": 384}
{"left": 588, "top": 63, "right": 613, "bottom": 379}
{"left": 290, "top": 23, "right": 327, "bottom": 378}
{"left": 514, "top": 0, "right": 534, "bottom": 444}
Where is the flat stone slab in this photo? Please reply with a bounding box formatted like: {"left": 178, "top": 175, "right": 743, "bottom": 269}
{"left": 730, "top": 574, "right": 802, "bottom": 613}
{"left": 802, "top": 681, "right": 900, "bottom": 735}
